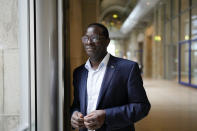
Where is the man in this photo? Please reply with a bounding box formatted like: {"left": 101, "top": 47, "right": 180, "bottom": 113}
{"left": 71, "top": 23, "right": 150, "bottom": 131}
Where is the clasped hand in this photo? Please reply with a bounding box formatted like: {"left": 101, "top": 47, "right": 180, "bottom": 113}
{"left": 71, "top": 110, "right": 106, "bottom": 130}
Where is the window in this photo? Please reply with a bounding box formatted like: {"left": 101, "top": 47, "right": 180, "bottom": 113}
{"left": 192, "top": 7, "right": 197, "bottom": 39}
{"left": 191, "top": 42, "right": 197, "bottom": 85}
{"left": 180, "top": 12, "right": 190, "bottom": 41}
{"left": 180, "top": 44, "right": 189, "bottom": 83}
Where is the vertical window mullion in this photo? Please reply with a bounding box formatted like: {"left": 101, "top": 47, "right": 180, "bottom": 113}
{"left": 189, "top": 0, "right": 192, "bottom": 84}
{"left": 178, "top": 0, "right": 181, "bottom": 83}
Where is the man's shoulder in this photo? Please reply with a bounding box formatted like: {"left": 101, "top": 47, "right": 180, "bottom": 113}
{"left": 73, "top": 64, "right": 86, "bottom": 73}
{"left": 111, "top": 55, "right": 137, "bottom": 66}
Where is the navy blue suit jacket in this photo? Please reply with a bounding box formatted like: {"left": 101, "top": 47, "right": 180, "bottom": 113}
{"left": 71, "top": 55, "right": 151, "bottom": 131}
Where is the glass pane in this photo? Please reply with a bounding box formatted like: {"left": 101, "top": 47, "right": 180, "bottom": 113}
{"left": 191, "top": 7, "right": 197, "bottom": 39}
{"left": 191, "top": 42, "right": 197, "bottom": 85}
{"left": 172, "top": 0, "right": 179, "bottom": 17}
{"left": 172, "top": 18, "right": 179, "bottom": 44}
{"left": 181, "top": 44, "right": 189, "bottom": 83}
{"left": 181, "top": 0, "right": 189, "bottom": 11}
{"left": 180, "top": 12, "right": 190, "bottom": 41}
{"left": 172, "top": 44, "right": 179, "bottom": 80}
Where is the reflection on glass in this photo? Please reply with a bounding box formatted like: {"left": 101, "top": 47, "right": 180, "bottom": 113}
{"left": 181, "top": 0, "right": 189, "bottom": 12}
{"left": 191, "top": 42, "right": 197, "bottom": 85}
{"left": 181, "top": 44, "right": 189, "bottom": 83}
{"left": 181, "top": 12, "right": 190, "bottom": 41}
{"left": 192, "top": 8, "right": 197, "bottom": 39}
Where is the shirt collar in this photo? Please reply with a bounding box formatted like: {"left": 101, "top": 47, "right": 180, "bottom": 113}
{"left": 85, "top": 53, "right": 110, "bottom": 71}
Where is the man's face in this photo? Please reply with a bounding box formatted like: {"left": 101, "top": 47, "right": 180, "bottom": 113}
{"left": 82, "top": 26, "right": 109, "bottom": 61}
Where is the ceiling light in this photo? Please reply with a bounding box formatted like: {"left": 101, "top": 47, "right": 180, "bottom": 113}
{"left": 154, "top": 35, "right": 161, "bottom": 42}
{"left": 185, "top": 35, "right": 189, "bottom": 40}
{"left": 113, "top": 14, "right": 118, "bottom": 19}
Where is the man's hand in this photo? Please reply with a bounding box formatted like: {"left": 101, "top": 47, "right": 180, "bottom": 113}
{"left": 71, "top": 111, "right": 85, "bottom": 129}
{"left": 84, "top": 110, "right": 106, "bottom": 130}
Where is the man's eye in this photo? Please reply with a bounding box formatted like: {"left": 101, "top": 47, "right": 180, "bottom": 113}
{"left": 92, "top": 37, "right": 98, "bottom": 40}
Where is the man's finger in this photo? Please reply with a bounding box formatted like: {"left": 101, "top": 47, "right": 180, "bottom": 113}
{"left": 84, "top": 121, "right": 97, "bottom": 130}
{"left": 85, "top": 112, "right": 95, "bottom": 117}
{"left": 84, "top": 121, "right": 97, "bottom": 127}
{"left": 84, "top": 115, "right": 96, "bottom": 122}
{"left": 71, "top": 119, "right": 85, "bottom": 129}
{"left": 72, "top": 114, "right": 84, "bottom": 122}
{"left": 77, "top": 112, "right": 84, "bottom": 117}
{"left": 78, "top": 113, "right": 84, "bottom": 118}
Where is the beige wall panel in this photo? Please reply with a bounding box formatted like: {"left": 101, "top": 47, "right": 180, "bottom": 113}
{"left": 144, "top": 26, "right": 153, "bottom": 78}
{"left": 82, "top": 0, "right": 98, "bottom": 31}
{"left": 70, "top": 0, "right": 83, "bottom": 65}
{"left": 70, "top": 0, "right": 84, "bottom": 105}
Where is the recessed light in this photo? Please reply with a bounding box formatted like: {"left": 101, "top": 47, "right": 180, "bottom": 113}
{"left": 113, "top": 14, "right": 118, "bottom": 19}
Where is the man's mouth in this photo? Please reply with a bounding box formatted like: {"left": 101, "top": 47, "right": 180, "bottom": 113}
{"left": 86, "top": 47, "right": 95, "bottom": 51}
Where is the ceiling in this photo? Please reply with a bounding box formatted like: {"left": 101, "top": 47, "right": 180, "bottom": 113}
{"left": 99, "top": 0, "right": 138, "bottom": 30}
{"left": 99, "top": 0, "right": 160, "bottom": 38}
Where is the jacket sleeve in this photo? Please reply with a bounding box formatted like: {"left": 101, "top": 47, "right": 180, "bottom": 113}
{"left": 104, "top": 63, "right": 151, "bottom": 129}
{"left": 70, "top": 69, "right": 80, "bottom": 116}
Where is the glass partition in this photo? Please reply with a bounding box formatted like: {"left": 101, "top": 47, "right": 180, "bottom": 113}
{"left": 192, "top": 7, "right": 197, "bottom": 39}
{"left": 191, "top": 42, "right": 197, "bottom": 85}
{"left": 180, "top": 43, "right": 189, "bottom": 83}
{"left": 181, "top": 12, "right": 190, "bottom": 41}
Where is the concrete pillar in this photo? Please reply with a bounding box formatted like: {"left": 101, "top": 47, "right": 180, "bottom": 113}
{"left": 0, "top": 0, "right": 20, "bottom": 130}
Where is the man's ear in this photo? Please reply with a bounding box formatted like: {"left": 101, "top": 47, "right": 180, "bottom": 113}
{"left": 106, "top": 38, "right": 110, "bottom": 46}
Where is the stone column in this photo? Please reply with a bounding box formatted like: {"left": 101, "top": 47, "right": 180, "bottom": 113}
{"left": 0, "top": 0, "right": 20, "bottom": 130}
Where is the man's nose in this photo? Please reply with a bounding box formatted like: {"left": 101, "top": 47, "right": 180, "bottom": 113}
{"left": 87, "top": 38, "right": 93, "bottom": 44}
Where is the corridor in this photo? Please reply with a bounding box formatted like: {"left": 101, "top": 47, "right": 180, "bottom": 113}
{"left": 1, "top": 0, "right": 197, "bottom": 130}
{"left": 136, "top": 79, "right": 197, "bottom": 131}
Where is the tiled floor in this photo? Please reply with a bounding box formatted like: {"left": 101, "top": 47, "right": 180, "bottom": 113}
{"left": 135, "top": 79, "right": 197, "bottom": 131}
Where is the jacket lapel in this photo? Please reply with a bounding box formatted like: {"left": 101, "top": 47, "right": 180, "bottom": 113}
{"left": 80, "top": 68, "right": 88, "bottom": 115}
{"left": 96, "top": 55, "right": 116, "bottom": 109}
